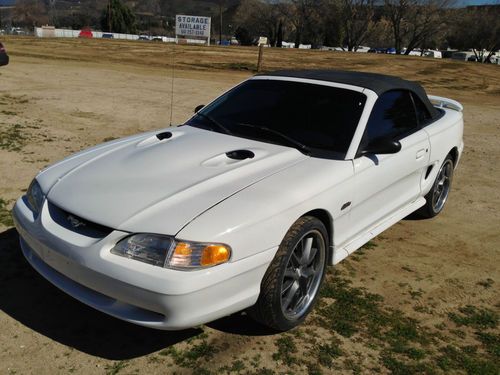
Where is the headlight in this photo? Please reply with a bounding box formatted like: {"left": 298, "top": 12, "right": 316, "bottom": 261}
{"left": 110, "top": 234, "right": 231, "bottom": 270}
{"left": 27, "top": 179, "right": 45, "bottom": 215}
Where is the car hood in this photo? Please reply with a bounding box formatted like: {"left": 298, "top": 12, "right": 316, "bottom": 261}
{"left": 43, "top": 126, "right": 307, "bottom": 235}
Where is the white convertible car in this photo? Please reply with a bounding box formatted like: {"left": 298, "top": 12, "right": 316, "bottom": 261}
{"left": 13, "top": 70, "right": 464, "bottom": 331}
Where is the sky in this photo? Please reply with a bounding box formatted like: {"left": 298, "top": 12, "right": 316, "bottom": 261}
{"left": 455, "top": 0, "right": 499, "bottom": 5}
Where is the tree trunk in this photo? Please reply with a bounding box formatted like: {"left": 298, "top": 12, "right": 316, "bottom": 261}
{"left": 295, "top": 29, "right": 301, "bottom": 48}
{"left": 483, "top": 43, "right": 497, "bottom": 63}
{"left": 277, "top": 20, "right": 283, "bottom": 48}
{"left": 392, "top": 22, "right": 401, "bottom": 54}
{"left": 472, "top": 48, "right": 479, "bottom": 62}
{"left": 405, "top": 39, "right": 417, "bottom": 55}
{"left": 219, "top": 4, "right": 223, "bottom": 45}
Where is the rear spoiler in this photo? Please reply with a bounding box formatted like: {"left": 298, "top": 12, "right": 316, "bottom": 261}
{"left": 428, "top": 95, "right": 463, "bottom": 112}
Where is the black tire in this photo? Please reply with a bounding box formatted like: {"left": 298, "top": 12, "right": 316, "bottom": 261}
{"left": 417, "top": 154, "right": 454, "bottom": 218}
{"left": 249, "top": 216, "right": 328, "bottom": 331}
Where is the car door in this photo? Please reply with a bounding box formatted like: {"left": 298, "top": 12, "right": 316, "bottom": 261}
{"left": 346, "top": 90, "right": 430, "bottom": 244}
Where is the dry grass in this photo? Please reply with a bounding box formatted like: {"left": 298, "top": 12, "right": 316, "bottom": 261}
{"left": 0, "top": 36, "right": 498, "bottom": 375}
{"left": 4, "top": 36, "right": 500, "bottom": 105}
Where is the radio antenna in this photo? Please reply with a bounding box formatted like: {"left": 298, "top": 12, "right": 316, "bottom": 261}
{"left": 169, "top": 42, "right": 176, "bottom": 126}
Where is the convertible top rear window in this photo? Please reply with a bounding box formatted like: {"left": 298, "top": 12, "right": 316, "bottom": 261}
{"left": 187, "top": 79, "right": 367, "bottom": 158}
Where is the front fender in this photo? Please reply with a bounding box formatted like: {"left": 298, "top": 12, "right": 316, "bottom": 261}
{"left": 176, "top": 158, "right": 354, "bottom": 263}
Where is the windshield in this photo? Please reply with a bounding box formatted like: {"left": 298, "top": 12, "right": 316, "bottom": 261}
{"left": 186, "top": 79, "right": 367, "bottom": 159}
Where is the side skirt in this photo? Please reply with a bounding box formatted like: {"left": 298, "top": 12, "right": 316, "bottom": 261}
{"left": 332, "top": 197, "right": 426, "bottom": 264}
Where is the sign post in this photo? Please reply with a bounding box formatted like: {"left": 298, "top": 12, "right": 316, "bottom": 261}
{"left": 175, "top": 15, "right": 211, "bottom": 46}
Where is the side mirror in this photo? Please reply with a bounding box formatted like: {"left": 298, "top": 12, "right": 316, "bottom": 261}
{"left": 361, "top": 138, "right": 401, "bottom": 155}
{"left": 194, "top": 104, "right": 205, "bottom": 113}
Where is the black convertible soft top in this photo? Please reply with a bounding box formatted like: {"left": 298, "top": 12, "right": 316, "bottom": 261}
{"left": 262, "top": 70, "right": 439, "bottom": 119}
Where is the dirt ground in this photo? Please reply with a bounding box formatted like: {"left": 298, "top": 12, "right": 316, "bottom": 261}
{"left": 0, "top": 37, "right": 498, "bottom": 375}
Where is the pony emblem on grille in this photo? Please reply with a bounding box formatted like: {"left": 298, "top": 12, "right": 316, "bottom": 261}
{"left": 67, "top": 215, "right": 86, "bottom": 228}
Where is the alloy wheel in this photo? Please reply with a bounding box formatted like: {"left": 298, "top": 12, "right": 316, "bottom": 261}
{"left": 280, "top": 230, "right": 326, "bottom": 319}
{"left": 432, "top": 159, "right": 453, "bottom": 213}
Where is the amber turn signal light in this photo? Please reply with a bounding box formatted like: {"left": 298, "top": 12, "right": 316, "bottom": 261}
{"left": 200, "top": 245, "right": 231, "bottom": 266}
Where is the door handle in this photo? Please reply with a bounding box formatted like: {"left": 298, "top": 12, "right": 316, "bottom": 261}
{"left": 416, "top": 149, "right": 427, "bottom": 159}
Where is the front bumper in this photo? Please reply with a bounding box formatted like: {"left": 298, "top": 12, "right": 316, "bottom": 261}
{"left": 13, "top": 197, "right": 276, "bottom": 330}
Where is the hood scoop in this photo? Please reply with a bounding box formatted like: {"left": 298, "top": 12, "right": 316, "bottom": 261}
{"left": 202, "top": 149, "right": 260, "bottom": 168}
{"left": 137, "top": 131, "right": 177, "bottom": 148}
{"left": 156, "top": 131, "right": 172, "bottom": 140}
{"left": 226, "top": 149, "right": 255, "bottom": 160}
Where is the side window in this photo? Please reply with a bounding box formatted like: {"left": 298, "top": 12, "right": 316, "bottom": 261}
{"left": 364, "top": 90, "right": 418, "bottom": 144}
{"left": 411, "top": 92, "right": 433, "bottom": 126}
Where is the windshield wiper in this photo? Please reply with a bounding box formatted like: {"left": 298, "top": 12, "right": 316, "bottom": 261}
{"left": 237, "top": 122, "right": 311, "bottom": 155}
{"left": 195, "top": 112, "right": 232, "bottom": 135}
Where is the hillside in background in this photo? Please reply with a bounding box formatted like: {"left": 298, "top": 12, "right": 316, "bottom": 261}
{"left": 2, "top": 0, "right": 498, "bottom": 56}
{"left": 0, "top": 0, "right": 243, "bottom": 35}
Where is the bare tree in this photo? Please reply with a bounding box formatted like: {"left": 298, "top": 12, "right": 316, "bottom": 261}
{"left": 364, "top": 16, "right": 393, "bottom": 48}
{"left": 256, "top": 2, "right": 283, "bottom": 46}
{"left": 233, "top": 0, "right": 268, "bottom": 44}
{"left": 404, "top": 0, "right": 449, "bottom": 54}
{"left": 384, "top": 0, "right": 411, "bottom": 53}
{"left": 319, "top": 0, "right": 343, "bottom": 47}
{"left": 340, "top": 0, "right": 375, "bottom": 51}
{"left": 218, "top": 0, "right": 226, "bottom": 44}
{"left": 447, "top": 5, "right": 500, "bottom": 63}
{"left": 13, "top": 0, "right": 49, "bottom": 27}
{"left": 278, "top": 0, "right": 323, "bottom": 47}
{"left": 233, "top": 0, "right": 286, "bottom": 46}
{"left": 385, "top": 0, "right": 450, "bottom": 54}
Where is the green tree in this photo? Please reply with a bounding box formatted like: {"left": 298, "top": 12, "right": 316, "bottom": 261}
{"left": 101, "top": 0, "right": 136, "bottom": 34}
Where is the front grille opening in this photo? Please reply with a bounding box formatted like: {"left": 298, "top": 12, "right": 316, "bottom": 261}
{"left": 47, "top": 202, "right": 113, "bottom": 239}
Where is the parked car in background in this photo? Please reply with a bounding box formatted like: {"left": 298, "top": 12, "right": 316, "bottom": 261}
{"left": 440, "top": 50, "right": 458, "bottom": 59}
{"left": 13, "top": 70, "right": 464, "bottom": 331}
{"left": 11, "top": 27, "right": 25, "bottom": 35}
{"left": 452, "top": 51, "right": 475, "bottom": 61}
{"left": 138, "top": 35, "right": 150, "bottom": 41}
{"left": 402, "top": 48, "right": 421, "bottom": 56}
{"left": 102, "top": 33, "right": 114, "bottom": 39}
{"left": 368, "top": 48, "right": 388, "bottom": 54}
{"left": 0, "top": 42, "right": 9, "bottom": 66}
{"left": 489, "top": 53, "right": 500, "bottom": 64}
{"left": 354, "top": 46, "right": 370, "bottom": 53}
{"left": 423, "top": 50, "right": 442, "bottom": 59}
{"left": 78, "top": 28, "right": 93, "bottom": 38}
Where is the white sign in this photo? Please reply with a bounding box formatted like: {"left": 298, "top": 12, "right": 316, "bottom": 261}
{"left": 175, "top": 15, "right": 211, "bottom": 38}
